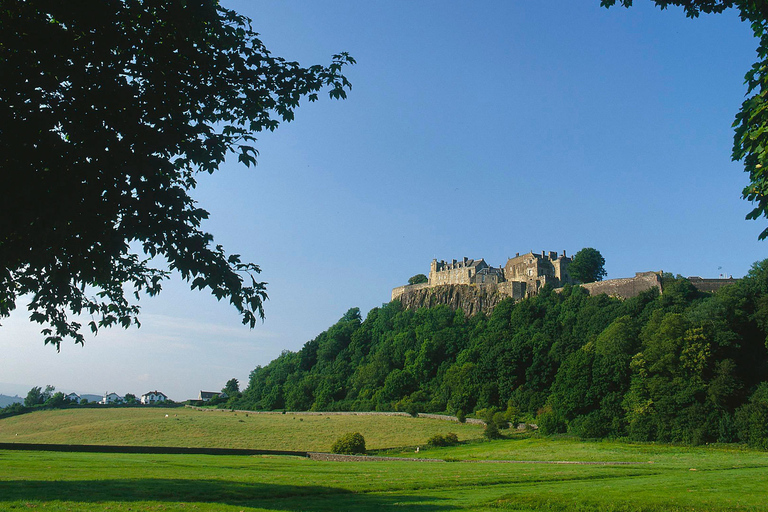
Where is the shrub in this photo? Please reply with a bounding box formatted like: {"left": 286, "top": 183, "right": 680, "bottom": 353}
{"left": 444, "top": 432, "right": 459, "bottom": 445}
{"left": 483, "top": 420, "right": 502, "bottom": 439}
{"left": 492, "top": 411, "right": 509, "bottom": 430}
{"left": 536, "top": 406, "right": 566, "bottom": 435}
{"left": 331, "top": 432, "right": 366, "bottom": 455}
{"left": 427, "top": 434, "right": 447, "bottom": 447}
{"left": 427, "top": 432, "right": 460, "bottom": 447}
{"left": 456, "top": 409, "right": 466, "bottom": 423}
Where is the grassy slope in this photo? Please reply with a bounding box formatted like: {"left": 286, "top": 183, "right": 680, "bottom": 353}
{"left": 2, "top": 408, "right": 767, "bottom": 511}
{"left": 0, "top": 407, "right": 483, "bottom": 451}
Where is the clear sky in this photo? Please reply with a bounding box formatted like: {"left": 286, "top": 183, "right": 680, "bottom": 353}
{"left": 1, "top": 1, "right": 764, "bottom": 401}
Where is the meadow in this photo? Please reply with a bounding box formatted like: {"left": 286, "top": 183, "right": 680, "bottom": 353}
{"left": 0, "top": 406, "right": 484, "bottom": 451}
{"left": 1, "top": 407, "right": 767, "bottom": 511}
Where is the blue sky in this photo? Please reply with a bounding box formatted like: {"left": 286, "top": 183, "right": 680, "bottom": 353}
{"left": 1, "top": 1, "right": 764, "bottom": 400}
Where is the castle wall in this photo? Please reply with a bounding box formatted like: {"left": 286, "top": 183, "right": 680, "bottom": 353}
{"left": 687, "top": 277, "right": 739, "bottom": 293}
{"left": 576, "top": 272, "right": 662, "bottom": 299}
{"left": 392, "top": 282, "right": 430, "bottom": 302}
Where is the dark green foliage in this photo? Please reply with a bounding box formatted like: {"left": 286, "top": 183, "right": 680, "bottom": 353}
{"left": 223, "top": 379, "right": 241, "bottom": 399}
{"left": 735, "top": 383, "right": 768, "bottom": 449}
{"left": 408, "top": 274, "right": 429, "bottom": 285}
{"left": 427, "top": 432, "right": 459, "bottom": 447}
{"left": 0, "top": 1, "right": 353, "bottom": 347}
{"left": 0, "top": 402, "right": 28, "bottom": 418}
{"left": 235, "top": 262, "right": 768, "bottom": 447}
{"left": 45, "top": 392, "right": 67, "bottom": 408}
{"left": 331, "top": 432, "right": 366, "bottom": 455}
{"left": 483, "top": 420, "right": 502, "bottom": 440}
{"left": 123, "top": 394, "right": 137, "bottom": 404}
{"left": 24, "top": 385, "right": 54, "bottom": 408}
{"left": 569, "top": 248, "right": 607, "bottom": 283}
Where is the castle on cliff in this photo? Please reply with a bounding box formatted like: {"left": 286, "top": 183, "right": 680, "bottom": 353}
{"left": 392, "top": 250, "right": 738, "bottom": 317}
{"left": 423, "top": 250, "right": 573, "bottom": 296}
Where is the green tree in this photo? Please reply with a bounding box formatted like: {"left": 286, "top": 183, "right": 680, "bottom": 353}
{"left": 45, "top": 392, "right": 67, "bottom": 408}
{"left": 23, "top": 386, "right": 42, "bottom": 408}
{"left": 408, "top": 274, "right": 428, "bottom": 285}
{"left": 123, "top": 393, "right": 137, "bottom": 404}
{"left": 24, "top": 385, "right": 54, "bottom": 407}
{"left": 0, "top": 1, "right": 354, "bottom": 348}
{"left": 601, "top": 1, "right": 768, "bottom": 239}
{"left": 223, "top": 378, "right": 241, "bottom": 398}
{"left": 569, "top": 248, "right": 607, "bottom": 284}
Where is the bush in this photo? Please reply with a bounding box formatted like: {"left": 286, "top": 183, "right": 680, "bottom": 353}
{"left": 483, "top": 420, "right": 502, "bottom": 439}
{"left": 536, "top": 407, "right": 566, "bottom": 435}
{"left": 427, "top": 432, "right": 460, "bottom": 447}
{"left": 456, "top": 409, "right": 466, "bottom": 423}
{"left": 331, "top": 432, "right": 366, "bottom": 455}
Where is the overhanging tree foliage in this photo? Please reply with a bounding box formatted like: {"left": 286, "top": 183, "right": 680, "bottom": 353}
{"left": 601, "top": 1, "right": 768, "bottom": 239}
{"left": 0, "top": 1, "right": 354, "bottom": 348}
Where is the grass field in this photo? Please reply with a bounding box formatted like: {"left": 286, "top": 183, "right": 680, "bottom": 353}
{"left": 0, "top": 407, "right": 484, "bottom": 451}
{"left": 2, "top": 408, "right": 767, "bottom": 511}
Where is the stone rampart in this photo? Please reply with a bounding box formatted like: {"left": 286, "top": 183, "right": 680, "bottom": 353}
{"left": 577, "top": 271, "right": 662, "bottom": 299}
{"left": 687, "top": 276, "right": 739, "bottom": 293}
{"left": 392, "top": 282, "right": 430, "bottom": 302}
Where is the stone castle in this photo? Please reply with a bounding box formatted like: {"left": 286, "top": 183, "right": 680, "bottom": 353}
{"left": 391, "top": 250, "right": 738, "bottom": 317}
{"left": 392, "top": 250, "right": 576, "bottom": 305}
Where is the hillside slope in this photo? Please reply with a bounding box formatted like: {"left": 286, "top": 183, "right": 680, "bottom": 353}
{"left": 236, "top": 261, "right": 768, "bottom": 447}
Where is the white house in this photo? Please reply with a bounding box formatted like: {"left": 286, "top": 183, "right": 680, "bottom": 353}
{"left": 100, "top": 392, "right": 122, "bottom": 404}
{"left": 64, "top": 392, "right": 80, "bottom": 404}
{"left": 140, "top": 391, "right": 168, "bottom": 404}
{"left": 198, "top": 390, "right": 227, "bottom": 402}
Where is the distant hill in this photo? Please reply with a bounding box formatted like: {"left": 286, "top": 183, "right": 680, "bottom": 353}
{"left": 0, "top": 395, "right": 23, "bottom": 408}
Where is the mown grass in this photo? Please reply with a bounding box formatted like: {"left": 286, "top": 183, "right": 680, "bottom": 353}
{"left": 2, "top": 441, "right": 767, "bottom": 511}
{"left": 2, "top": 409, "right": 767, "bottom": 511}
{"left": 0, "top": 407, "right": 483, "bottom": 451}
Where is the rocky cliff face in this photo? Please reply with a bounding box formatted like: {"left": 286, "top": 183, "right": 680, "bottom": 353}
{"left": 394, "top": 284, "right": 508, "bottom": 316}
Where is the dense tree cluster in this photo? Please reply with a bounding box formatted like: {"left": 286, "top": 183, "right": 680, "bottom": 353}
{"left": 233, "top": 260, "right": 768, "bottom": 447}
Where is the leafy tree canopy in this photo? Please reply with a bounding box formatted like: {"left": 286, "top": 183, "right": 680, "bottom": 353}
{"left": 601, "top": 1, "right": 768, "bottom": 239}
{"left": 0, "top": 1, "right": 354, "bottom": 348}
{"left": 408, "top": 274, "right": 429, "bottom": 285}
{"left": 223, "top": 378, "right": 240, "bottom": 397}
{"left": 569, "top": 248, "right": 607, "bottom": 284}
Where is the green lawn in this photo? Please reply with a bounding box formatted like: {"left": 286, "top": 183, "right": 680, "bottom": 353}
{"left": 0, "top": 407, "right": 483, "bottom": 451}
{"left": 2, "top": 438, "right": 767, "bottom": 511}
{"left": 2, "top": 408, "right": 767, "bottom": 511}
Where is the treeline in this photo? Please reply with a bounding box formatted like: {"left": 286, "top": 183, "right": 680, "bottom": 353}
{"left": 233, "top": 260, "right": 768, "bottom": 447}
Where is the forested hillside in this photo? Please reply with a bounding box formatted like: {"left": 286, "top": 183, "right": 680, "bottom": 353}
{"left": 234, "top": 260, "right": 768, "bottom": 446}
